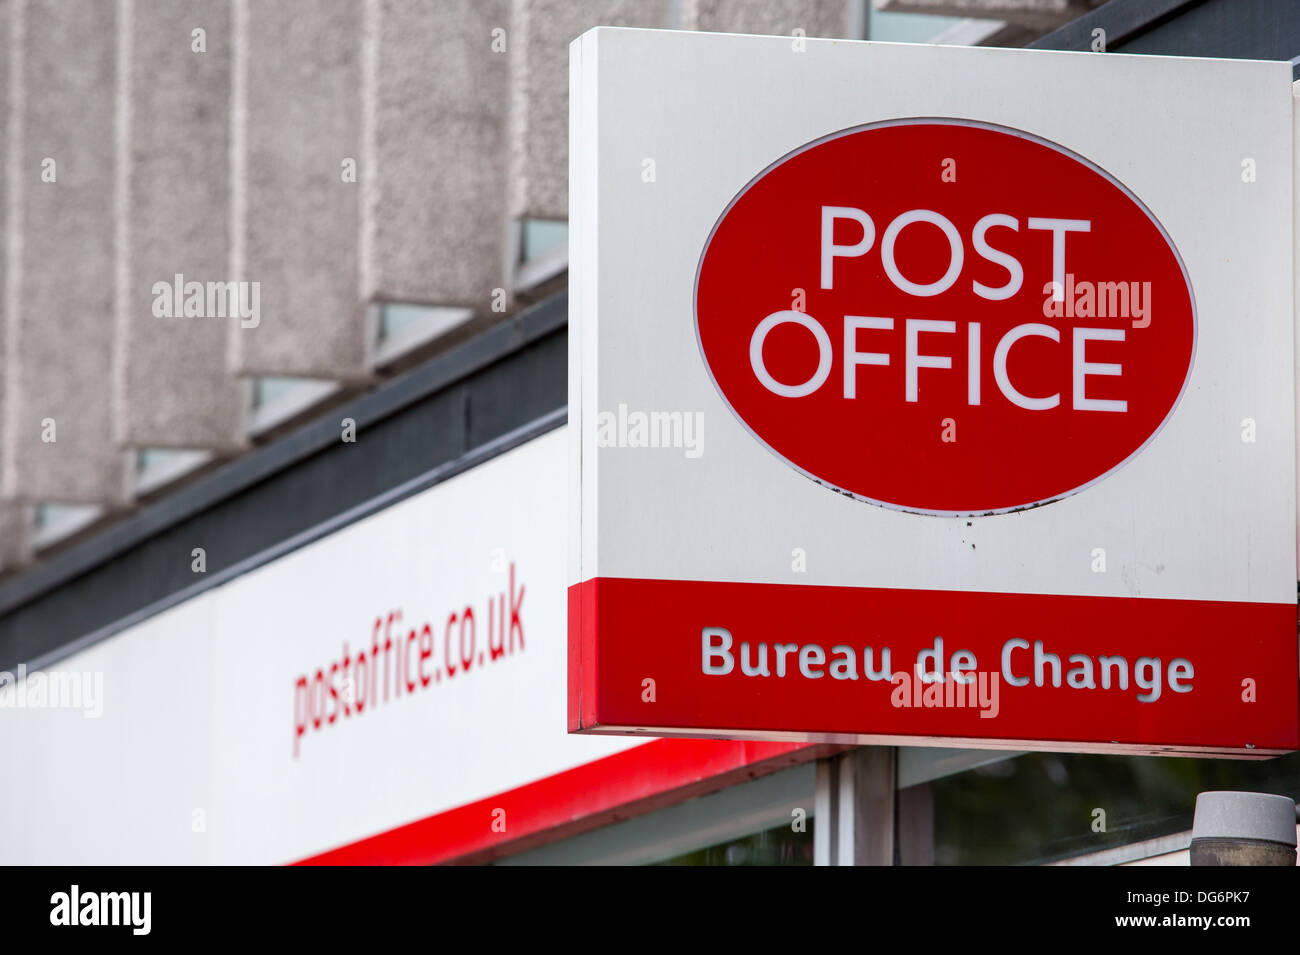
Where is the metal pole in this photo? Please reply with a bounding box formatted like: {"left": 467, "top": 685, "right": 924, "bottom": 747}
{"left": 814, "top": 746, "right": 896, "bottom": 865}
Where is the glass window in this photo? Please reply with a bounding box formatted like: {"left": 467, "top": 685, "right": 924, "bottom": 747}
{"left": 520, "top": 219, "right": 567, "bottom": 263}
{"left": 869, "top": 9, "right": 970, "bottom": 43}
{"left": 656, "top": 820, "right": 815, "bottom": 866}
{"left": 908, "top": 750, "right": 1300, "bottom": 864}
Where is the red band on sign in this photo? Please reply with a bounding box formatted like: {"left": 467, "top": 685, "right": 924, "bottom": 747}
{"left": 568, "top": 577, "right": 1298, "bottom": 754}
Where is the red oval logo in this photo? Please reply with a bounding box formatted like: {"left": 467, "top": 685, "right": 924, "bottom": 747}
{"left": 695, "top": 119, "right": 1196, "bottom": 515}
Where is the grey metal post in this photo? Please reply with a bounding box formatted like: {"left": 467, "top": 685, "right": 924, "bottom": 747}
{"left": 814, "top": 746, "right": 896, "bottom": 865}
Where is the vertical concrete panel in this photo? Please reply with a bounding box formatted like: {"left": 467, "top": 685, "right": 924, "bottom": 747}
{"left": 682, "top": 0, "right": 855, "bottom": 39}
{"left": 1, "top": 0, "right": 11, "bottom": 498}
{"left": 116, "top": 0, "right": 247, "bottom": 450}
{"left": 508, "top": 0, "right": 672, "bottom": 221}
{"left": 4, "top": 0, "right": 132, "bottom": 504}
{"left": 231, "top": 0, "right": 366, "bottom": 379}
{"left": 0, "top": 0, "right": 26, "bottom": 567}
{"left": 366, "top": 0, "right": 511, "bottom": 308}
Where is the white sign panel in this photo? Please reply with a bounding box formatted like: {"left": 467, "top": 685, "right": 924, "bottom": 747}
{"left": 568, "top": 29, "right": 1297, "bottom": 754}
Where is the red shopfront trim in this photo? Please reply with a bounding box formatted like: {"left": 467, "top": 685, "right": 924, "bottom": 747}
{"left": 294, "top": 737, "right": 840, "bottom": 866}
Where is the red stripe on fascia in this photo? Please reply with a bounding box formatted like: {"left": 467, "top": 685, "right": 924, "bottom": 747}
{"left": 293, "top": 737, "right": 839, "bottom": 866}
